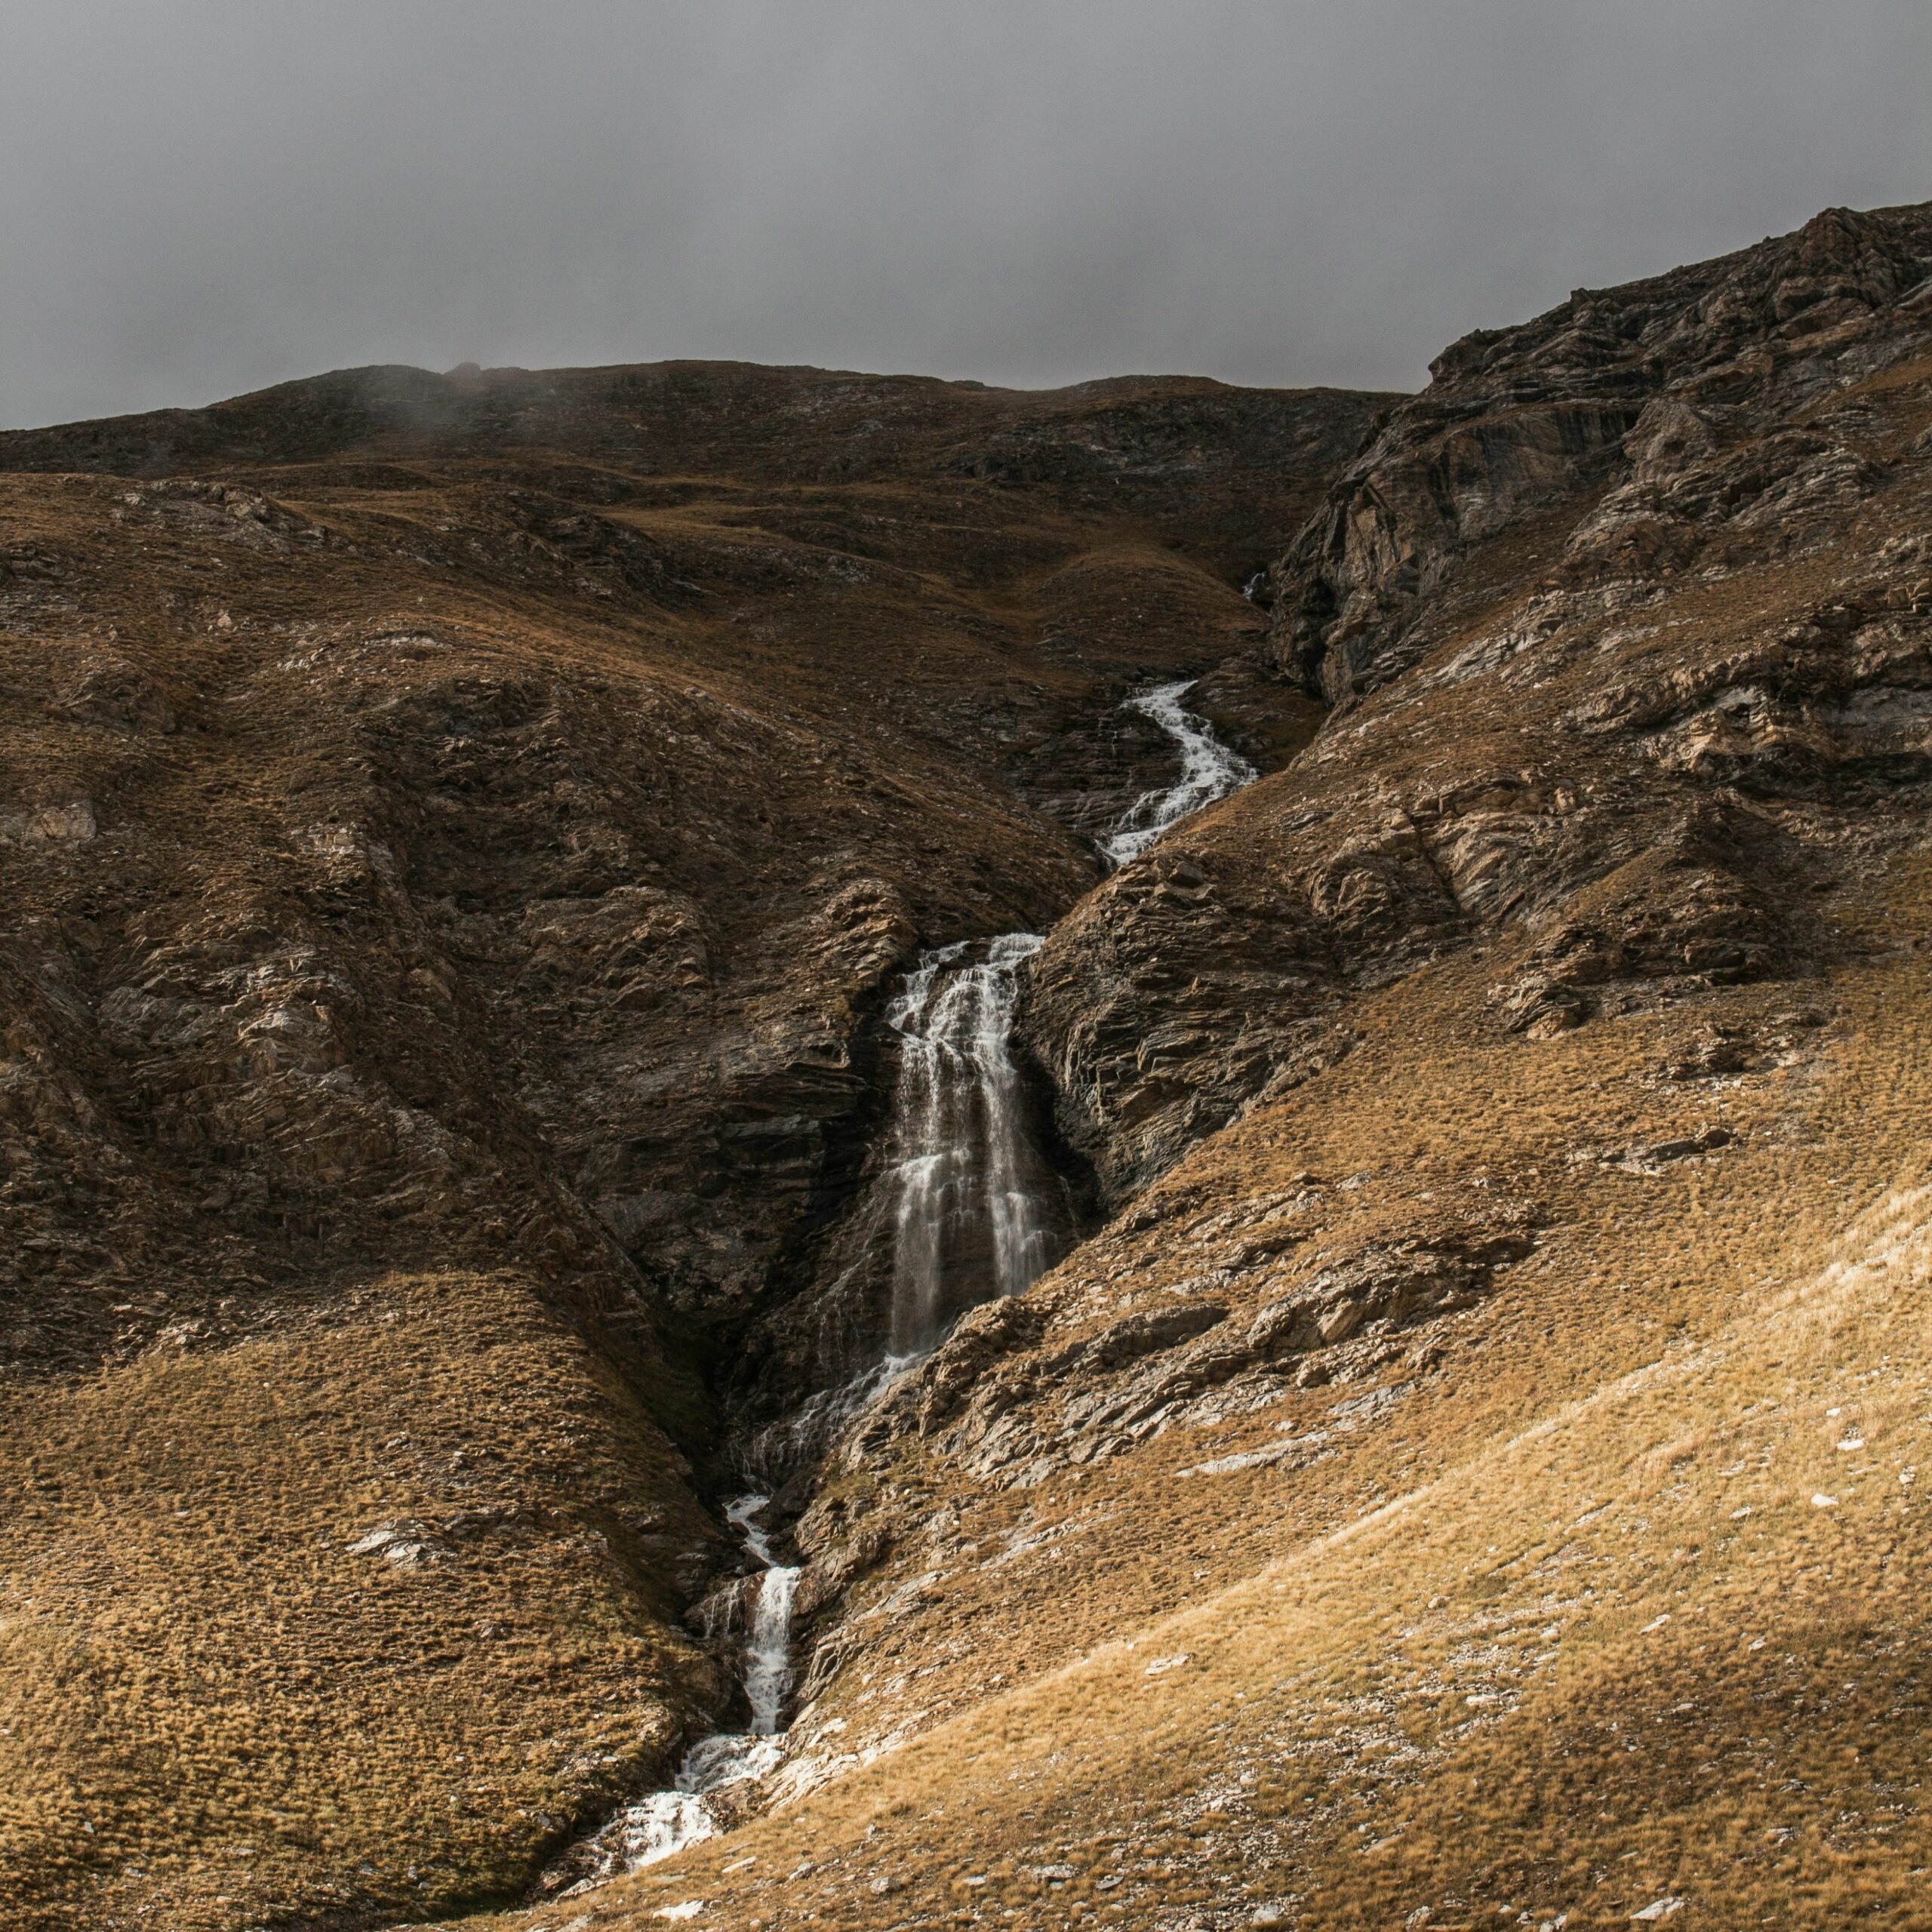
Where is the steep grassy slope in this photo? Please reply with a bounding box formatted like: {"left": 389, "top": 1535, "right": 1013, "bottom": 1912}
{"left": 522, "top": 1043, "right": 1932, "bottom": 1929}
{"left": 2, "top": 1270, "right": 728, "bottom": 1930}
{"left": 485, "top": 205, "right": 1932, "bottom": 1931}
{"left": 0, "top": 365, "right": 1380, "bottom": 1928}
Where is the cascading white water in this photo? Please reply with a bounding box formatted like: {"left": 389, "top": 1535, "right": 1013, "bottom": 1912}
{"left": 880, "top": 932, "right": 1063, "bottom": 1358}
{"left": 771, "top": 685, "right": 1255, "bottom": 1402}
{"left": 735, "top": 932, "right": 1071, "bottom": 1472}
{"left": 1100, "top": 677, "right": 1258, "bottom": 869}
{"left": 564, "top": 689, "right": 1257, "bottom": 1887}
{"left": 728, "top": 1494, "right": 799, "bottom": 1739}
{"left": 564, "top": 1495, "right": 801, "bottom": 1886}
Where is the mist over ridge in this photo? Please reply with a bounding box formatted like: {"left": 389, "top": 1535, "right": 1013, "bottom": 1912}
{"left": 5, "top": 0, "right": 1931, "bottom": 427}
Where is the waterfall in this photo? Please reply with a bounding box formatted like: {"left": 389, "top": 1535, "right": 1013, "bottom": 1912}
{"left": 734, "top": 931, "right": 1072, "bottom": 1475}
{"left": 1100, "top": 677, "right": 1258, "bottom": 869}
{"left": 764, "top": 681, "right": 1254, "bottom": 1403}
{"left": 559, "top": 685, "right": 1257, "bottom": 1889}
{"left": 559, "top": 1495, "right": 801, "bottom": 1887}
{"left": 881, "top": 932, "right": 1063, "bottom": 1358}
{"left": 727, "top": 1494, "right": 799, "bottom": 1738}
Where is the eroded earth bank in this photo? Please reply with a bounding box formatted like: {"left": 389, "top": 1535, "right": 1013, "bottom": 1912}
{"left": 8, "top": 202, "right": 1932, "bottom": 1931}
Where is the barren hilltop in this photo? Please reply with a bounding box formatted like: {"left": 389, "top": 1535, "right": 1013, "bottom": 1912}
{"left": 5, "top": 202, "right": 1932, "bottom": 1931}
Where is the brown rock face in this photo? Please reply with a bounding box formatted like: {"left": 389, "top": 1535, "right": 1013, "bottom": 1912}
{"left": 1272, "top": 202, "right": 1932, "bottom": 704}
{"left": 13, "top": 200, "right": 1932, "bottom": 1932}
{"left": 1019, "top": 201, "right": 1932, "bottom": 1206}
{"left": 0, "top": 360, "right": 1382, "bottom": 1927}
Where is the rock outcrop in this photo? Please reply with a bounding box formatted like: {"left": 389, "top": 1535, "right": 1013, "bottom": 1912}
{"left": 1272, "top": 203, "right": 1932, "bottom": 704}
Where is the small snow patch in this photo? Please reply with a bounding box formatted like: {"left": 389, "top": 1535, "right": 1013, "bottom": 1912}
{"left": 1811, "top": 1493, "right": 1838, "bottom": 1509}
{"left": 655, "top": 1905, "right": 706, "bottom": 1922}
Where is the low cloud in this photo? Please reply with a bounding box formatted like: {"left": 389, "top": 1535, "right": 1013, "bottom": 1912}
{"left": 4, "top": 0, "right": 1930, "bottom": 427}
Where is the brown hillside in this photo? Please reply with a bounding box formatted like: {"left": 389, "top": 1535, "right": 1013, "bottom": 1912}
{"left": 8, "top": 200, "right": 1932, "bottom": 1932}
{"left": 0, "top": 361, "right": 1382, "bottom": 1929}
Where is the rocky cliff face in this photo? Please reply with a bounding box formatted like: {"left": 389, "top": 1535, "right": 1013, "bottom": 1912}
{"left": 1273, "top": 203, "right": 1932, "bottom": 704}
{"left": 10, "top": 202, "right": 1932, "bottom": 1932}
{"left": 1017, "top": 203, "right": 1932, "bottom": 1204}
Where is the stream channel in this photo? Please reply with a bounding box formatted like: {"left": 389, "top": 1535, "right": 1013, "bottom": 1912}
{"left": 566, "top": 676, "right": 1257, "bottom": 1886}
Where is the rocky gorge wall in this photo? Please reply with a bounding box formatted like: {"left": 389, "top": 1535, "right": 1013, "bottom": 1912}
{"left": 1017, "top": 203, "right": 1932, "bottom": 1206}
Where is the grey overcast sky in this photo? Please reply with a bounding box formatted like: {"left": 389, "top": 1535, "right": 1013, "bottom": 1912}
{"left": 4, "top": 1, "right": 1930, "bottom": 429}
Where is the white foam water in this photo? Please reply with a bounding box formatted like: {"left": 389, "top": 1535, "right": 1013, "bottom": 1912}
{"left": 880, "top": 932, "right": 1063, "bottom": 1357}
{"left": 1100, "top": 677, "right": 1258, "bottom": 869}
{"left": 737, "top": 931, "right": 1069, "bottom": 1471}
{"left": 564, "top": 1495, "right": 801, "bottom": 1886}
{"left": 728, "top": 1496, "right": 799, "bottom": 1739}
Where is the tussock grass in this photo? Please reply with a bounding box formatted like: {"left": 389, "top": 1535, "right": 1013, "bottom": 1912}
{"left": 472, "top": 873, "right": 1932, "bottom": 1931}
{"left": 0, "top": 1270, "right": 718, "bottom": 1930}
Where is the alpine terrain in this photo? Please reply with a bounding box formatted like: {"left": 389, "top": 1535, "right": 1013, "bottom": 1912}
{"left": 5, "top": 200, "right": 1932, "bottom": 1932}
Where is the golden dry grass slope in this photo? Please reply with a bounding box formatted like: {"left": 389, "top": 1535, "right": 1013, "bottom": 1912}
{"left": 420, "top": 205, "right": 1932, "bottom": 1932}
{"left": 0, "top": 363, "right": 1380, "bottom": 1927}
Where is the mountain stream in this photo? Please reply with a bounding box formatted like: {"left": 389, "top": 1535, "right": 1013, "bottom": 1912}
{"left": 565, "top": 673, "right": 1258, "bottom": 1882}
{"left": 564, "top": 1496, "right": 799, "bottom": 1885}
{"left": 1100, "top": 677, "right": 1258, "bottom": 868}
